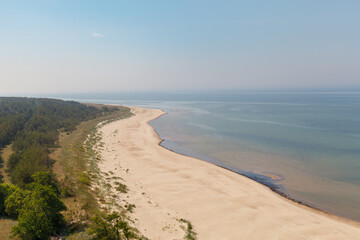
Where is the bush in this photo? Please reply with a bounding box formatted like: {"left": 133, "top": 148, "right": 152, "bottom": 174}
{"left": 60, "top": 186, "right": 73, "bottom": 197}
{"left": 30, "top": 171, "right": 60, "bottom": 194}
{"left": 0, "top": 183, "right": 17, "bottom": 215}
{"left": 88, "top": 212, "right": 136, "bottom": 240}
{"left": 114, "top": 182, "right": 128, "bottom": 193}
{"left": 5, "top": 186, "right": 29, "bottom": 218}
{"left": 79, "top": 173, "right": 91, "bottom": 186}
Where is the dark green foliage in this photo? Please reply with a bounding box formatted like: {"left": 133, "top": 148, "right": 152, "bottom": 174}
{"left": 0, "top": 98, "right": 131, "bottom": 238}
{"left": 6, "top": 152, "right": 21, "bottom": 174}
{"left": 0, "top": 172, "right": 63, "bottom": 219}
{"left": 0, "top": 97, "right": 109, "bottom": 185}
{"left": 0, "top": 185, "right": 6, "bottom": 214}
{"left": 11, "top": 172, "right": 67, "bottom": 240}
{"left": 101, "top": 106, "right": 110, "bottom": 112}
{"left": 0, "top": 153, "right": 3, "bottom": 168}
{"left": 0, "top": 154, "right": 3, "bottom": 183}
{"left": 0, "top": 98, "right": 127, "bottom": 239}
{"left": 179, "top": 219, "right": 197, "bottom": 240}
{"left": 29, "top": 171, "right": 60, "bottom": 193}
{"left": 60, "top": 185, "right": 73, "bottom": 198}
{"left": 10, "top": 146, "right": 51, "bottom": 187}
{"left": 88, "top": 212, "right": 136, "bottom": 240}
{"left": 0, "top": 183, "right": 17, "bottom": 215}
{"left": 12, "top": 208, "right": 55, "bottom": 240}
{"left": 100, "top": 106, "right": 120, "bottom": 113}
{"left": 5, "top": 186, "right": 29, "bottom": 218}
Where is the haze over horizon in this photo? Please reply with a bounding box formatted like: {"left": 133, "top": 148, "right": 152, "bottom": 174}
{"left": 1, "top": 1, "right": 360, "bottom": 95}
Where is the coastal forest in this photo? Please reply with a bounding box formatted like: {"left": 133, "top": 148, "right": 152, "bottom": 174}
{"left": 0, "top": 97, "right": 108, "bottom": 185}
{"left": 0, "top": 97, "right": 122, "bottom": 239}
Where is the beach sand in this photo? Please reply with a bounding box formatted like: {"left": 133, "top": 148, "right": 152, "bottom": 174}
{"left": 97, "top": 106, "right": 360, "bottom": 240}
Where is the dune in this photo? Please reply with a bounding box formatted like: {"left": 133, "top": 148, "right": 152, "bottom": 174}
{"left": 97, "top": 106, "right": 360, "bottom": 240}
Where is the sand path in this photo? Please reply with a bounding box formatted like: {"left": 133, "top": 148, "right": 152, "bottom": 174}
{"left": 98, "top": 107, "right": 360, "bottom": 240}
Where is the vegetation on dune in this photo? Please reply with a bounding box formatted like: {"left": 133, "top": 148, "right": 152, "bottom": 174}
{"left": 0, "top": 97, "right": 118, "bottom": 185}
{"left": 0, "top": 97, "right": 197, "bottom": 240}
{"left": 11, "top": 172, "right": 66, "bottom": 240}
{"left": 0, "top": 97, "right": 127, "bottom": 239}
{"left": 0, "top": 155, "right": 4, "bottom": 183}
{"left": 114, "top": 181, "right": 128, "bottom": 193}
{"left": 88, "top": 212, "right": 139, "bottom": 240}
{"left": 4, "top": 185, "right": 28, "bottom": 218}
{"left": 0, "top": 172, "right": 65, "bottom": 240}
{"left": 179, "top": 218, "right": 197, "bottom": 240}
{"left": 53, "top": 109, "right": 132, "bottom": 238}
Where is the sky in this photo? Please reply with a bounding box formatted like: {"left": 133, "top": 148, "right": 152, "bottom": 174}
{"left": 1, "top": 0, "right": 360, "bottom": 95}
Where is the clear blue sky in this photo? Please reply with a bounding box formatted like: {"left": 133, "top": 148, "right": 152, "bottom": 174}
{"left": 1, "top": 0, "right": 359, "bottom": 94}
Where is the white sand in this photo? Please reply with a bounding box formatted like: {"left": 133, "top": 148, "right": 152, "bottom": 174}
{"left": 97, "top": 107, "right": 360, "bottom": 240}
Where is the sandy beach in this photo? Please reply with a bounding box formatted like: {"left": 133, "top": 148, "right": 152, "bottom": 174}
{"left": 97, "top": 106, "right": 360, "bottom": 240}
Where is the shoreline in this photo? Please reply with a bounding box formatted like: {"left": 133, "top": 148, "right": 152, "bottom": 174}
{"left": 147, "top": 107, "right": 360, "bottom": 228}
{"left": 97, "top": 106, "right": 360, "bottom": 239}
{"left": 149, "top": 111, "right": 360, "bottom": 225}
{"left": 150, "top": 113, "right": 360, "bottom": 227}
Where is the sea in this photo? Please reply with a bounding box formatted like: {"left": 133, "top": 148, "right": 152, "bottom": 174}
{"left": 55, "top": 92, "right": 360, "bottom": 222}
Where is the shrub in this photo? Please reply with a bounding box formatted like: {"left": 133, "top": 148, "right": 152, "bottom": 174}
{"left": 114, "top": 182, "right": 128, "bottom": 193}
{"left": 88, "top": 212, "right": 136, "bottom": 240}
{"left": 5, "top": 187, "right": 29, "bottom": 218}
{"left": 0, "top": 183, "right": 17, "bottom": 215}
{"left": 79, "top": 173, "right": 91, "bottom": 186}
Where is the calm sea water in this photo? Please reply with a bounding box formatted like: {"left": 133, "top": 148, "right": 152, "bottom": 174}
{"left": 58, "top": 92, "right": 360, "bottom": 221}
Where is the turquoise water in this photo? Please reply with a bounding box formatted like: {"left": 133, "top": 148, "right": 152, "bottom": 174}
{"left": 60, "top": 92, "right": 360, "bottom": 221}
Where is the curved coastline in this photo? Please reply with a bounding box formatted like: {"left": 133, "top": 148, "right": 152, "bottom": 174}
{"left": 98, "top": 106, "right": 360, "bottom": 239}
{"left": 149, "top": 112, "right": 283, "bottom": 189}
{"left": 148, "top": 109, "right": 360, "bottom": 226}
{"left": 144, "top": 107, "right": 360, "bottom": 228}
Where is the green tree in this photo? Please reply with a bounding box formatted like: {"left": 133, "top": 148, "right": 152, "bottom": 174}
{"left": 5, "top": 186, "right": 29, "bottom": 218}
{"left": 12, "top": 200, "right": 55, "bottom": 240}
{"left": 0, "top": 97, "right": 108, "bottom": 186}
{"left": 29, "top": 171, "right": 59, "bottom": 194}
{"left": 0, "top": 183, "right": 17, "bottom": 215}
{"left": 11, "top": 172, "right": 66, "bottom": 240}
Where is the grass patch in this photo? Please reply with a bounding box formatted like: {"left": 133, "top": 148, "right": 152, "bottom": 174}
{"left": 114, "top": 181, "right": 128, "bottom": 193}
{"left": 50, "top": 105, "right": 132, "bottom": 237}
{"left": 125, "top": 204, "right": 136, "bottom": 213}
{"left": 179, "top": 218, "right": 197, "bottom": 240}
{"left": 79, "top": 173, "right": 91, "bottom": 186}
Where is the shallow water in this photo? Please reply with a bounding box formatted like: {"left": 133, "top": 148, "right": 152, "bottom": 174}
{"left": 61, "top": 92, "right": 360, "bottom": 221}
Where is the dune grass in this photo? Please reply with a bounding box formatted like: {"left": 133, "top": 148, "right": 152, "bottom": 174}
{"left": 179, "top": 218, "right": 197, "bottom": 240}
{"left": 50, "top": 106, "right": 133, "bottom": 237}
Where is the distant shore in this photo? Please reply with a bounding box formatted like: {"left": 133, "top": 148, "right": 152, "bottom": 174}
{"left": 97, "top": 106, "right": 360, "bottom": 240}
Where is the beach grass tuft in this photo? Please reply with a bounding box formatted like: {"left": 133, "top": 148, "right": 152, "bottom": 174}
{"left": 179, "top": 218, "right": 197, "bottom": 240}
